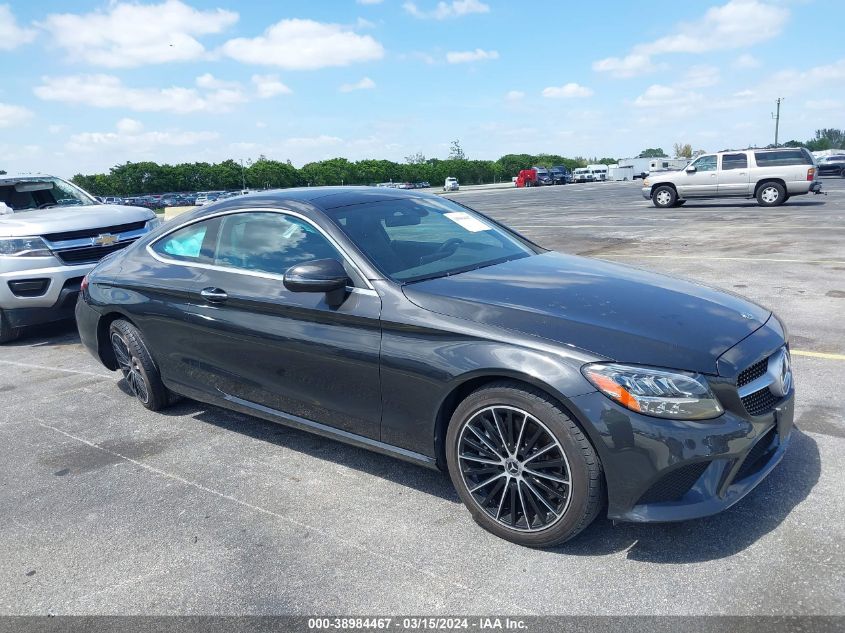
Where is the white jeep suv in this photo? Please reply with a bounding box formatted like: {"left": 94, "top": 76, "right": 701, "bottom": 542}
{"left": 642, "top": 147, "right": 822, "bottom": 208}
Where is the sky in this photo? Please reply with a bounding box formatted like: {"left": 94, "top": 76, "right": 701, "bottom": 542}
{"left": 0, "top": 0, "right": 843, "bottom": 178}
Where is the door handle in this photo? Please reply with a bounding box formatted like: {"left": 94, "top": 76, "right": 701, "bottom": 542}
{"left": 200, "top": 287, "right": 228, "bottom": 303}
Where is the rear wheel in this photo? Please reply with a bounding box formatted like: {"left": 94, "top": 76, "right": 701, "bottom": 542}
{"left": 109, "top": 319, "right": 175, "bottom": 411}
{"left": 652, "top": 185, "right": 677, "bottom": 208}
{"left": 756, "top": 182, "right": 786, "bottom": 206}
{"left": 0, "top": 309, "right": 20, "bottom": 344}
{"left": 446, "top": 381, "right": 604, "bottom": 548}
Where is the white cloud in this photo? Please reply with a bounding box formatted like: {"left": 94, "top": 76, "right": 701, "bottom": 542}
{"left": 251, "top": 74, "right": 292, "bottom": 98}
{"left": 593, "top": 0, "right": 789, "bottom": 77}
{"left": 195, "top": 73, "right": 240, "bottom": 90}
{"left": 339, "top": 77, "right": 376, "bottom": 92}
{"left": 633, "top": 84, "right": 702, "bottom": 108}
{"left": 116, "top": 118, "right": 144, "bottom": 134}
{"left": 0, "top": 102, "right": 33, "bottom": 128}
{"left": 734, "top": 53, "right": 761, "bottom": 69}
{"left": 33, "top": 74, "right": 248, "bottom": 114}
{"left": 221, "top": 19, "right": 384, "bottom": 69}
{"left": 68, "top": 121, "right": 219, "bottom": 153}
{"left": 403, "top": 0, "right": 489, "bottom": 19}
{"left": 542, "top": 83, "right": 594, "bottom": 99}
{"left": 446, "top": 48, "right": 498, "bottom": 64}
{"left": 677, "top": 65, "right": 720, "bottom": 88}
{"left": 38, "top": 0, "right": 238, "bottom": 68}
{"left": 0, "top": 4, "right": 36, "bottom": 50}
{"left": 505, "top": 90, "right": 525, "bottom": 101}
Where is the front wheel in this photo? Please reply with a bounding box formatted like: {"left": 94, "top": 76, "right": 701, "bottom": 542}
{"left": 756, "top": 182, "right": 786, "bottom": 206}
{"left": 109, "top": 319, "right": 176, "bottom": 411}
{"left": 0, "top": 309, "right": 20, "bottom": 344}
{"left": 652, "top": 185, "right": 677, "bottom": 208}
{"left": 446, "top": 382, "right": 604, "bottom": 548}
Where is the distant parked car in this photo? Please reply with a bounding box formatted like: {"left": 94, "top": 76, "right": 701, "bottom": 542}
{"left": 643, "top": 147, "right": 822, "bottom": 207}
{"left": 817, "top": 154, "right": 845, "bottom": 177}
{"left": 415, "top": 181, "right": 430, "bottom": 189}
{"left": 103, "top": 196, "right": 124, "bottom": 205}
{"left": 443, "top": 177, "right": 459, "bottom": 191}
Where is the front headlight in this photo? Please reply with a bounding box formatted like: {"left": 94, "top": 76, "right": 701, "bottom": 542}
{"left": 582, "top": 363, "right": 724, "bottom": 420}
{"left": 0, "top": 236, "right": 52, "bottom": 257}
{"left": 145, "top": 217, "right": 164, "bottom": 231}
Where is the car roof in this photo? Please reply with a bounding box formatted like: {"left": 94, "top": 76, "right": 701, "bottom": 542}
{"left": 190, "top": 186, "right": 437, "bottom": 217}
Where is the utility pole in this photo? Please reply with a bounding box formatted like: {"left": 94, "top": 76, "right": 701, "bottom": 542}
{"left": 772, "top": 98, "right": 783, "bottom": 147}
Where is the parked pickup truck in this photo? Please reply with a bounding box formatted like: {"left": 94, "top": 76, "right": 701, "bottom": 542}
{"left": 642, "top": 147, "right": 822, "bottom": 207}
{"left": 0, "top": 174, "right": 160, "bottom": 342}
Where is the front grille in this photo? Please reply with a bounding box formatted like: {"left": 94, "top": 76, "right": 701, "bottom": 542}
{"left": 734, "top": 427, "right": 778, "bottom": 481}
{"left": 737, "top": 357, "right": 768, "bottom": 387}
{"left": 54, "top": 240, "right": 135, "bottom": 265}
{"left": 42, "top": 220, "right": 147, "bottom": 243}
{"left": 636, "top": 461, "right": 710, "bottom": 505}
{"left": 741, "top": 387, "right": 780, "bottom": 416}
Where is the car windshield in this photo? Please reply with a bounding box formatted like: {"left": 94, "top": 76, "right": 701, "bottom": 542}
{"left": 327, "top": 197, "right": 536, "bottom": 283}
{"left": 0, "top": 176, "right": 97, "bottom": 212}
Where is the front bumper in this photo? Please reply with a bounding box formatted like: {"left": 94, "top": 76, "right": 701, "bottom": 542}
{"left": 569, "top": 387, "right": 793, "bottom": 523}
{"left": 641, "top": 186, "right": 652, "bottom": 199}
{"left": 1, "top": 260, "right": 94, "bottom": 327}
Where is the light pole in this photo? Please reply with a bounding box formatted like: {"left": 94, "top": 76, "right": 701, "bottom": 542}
{"left": 772, "top": 98, "right": 783, "bottom": 147}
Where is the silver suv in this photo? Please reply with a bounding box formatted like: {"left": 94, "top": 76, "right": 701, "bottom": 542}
{"left": 0, "top": 174, "right": 160, "bottom": 343}
{"left": 642, "top": 147, "right": 822, "bottom": 208}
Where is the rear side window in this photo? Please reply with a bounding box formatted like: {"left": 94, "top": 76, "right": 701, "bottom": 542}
{"left": 152, "top": 221, "right": 216, "bottom": 262}
{"left": 213, "top": 212, "right": 341, "bottom": 276}
{"left": 722, "top": 153, "right": 748, "bottom": 170}
{"left": 754, "top": 150, "right": 813, "bottom": 166}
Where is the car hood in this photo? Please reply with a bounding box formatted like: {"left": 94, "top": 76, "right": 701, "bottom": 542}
{"left": 402, "top": 252, "right": 771, "bottom": 374}
{"left": 0, "top": 204, "right": 154, "bottom": 237}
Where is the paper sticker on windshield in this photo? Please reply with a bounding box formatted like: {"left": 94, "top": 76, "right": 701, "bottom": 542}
{"left": 444, "top": 212, "right": 491, "bottom": 232}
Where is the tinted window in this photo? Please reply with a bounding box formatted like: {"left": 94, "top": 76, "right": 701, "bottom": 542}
{"left": 213, "top": 212, "right": 341, "bottom": 276}
{"left": 327, "top": 197, "right": 535, "bottom": 282}
{"left": 754, "top": 150, "right": 813, "bottom": 166}
{"left": 152, "top": 221, "right": 215, "bottom": 262}
{"left": 722, "top": 153, "right": 748, "bottom": 170}
{"left": 691, "top": 155, "right": 717, "bottom": 171}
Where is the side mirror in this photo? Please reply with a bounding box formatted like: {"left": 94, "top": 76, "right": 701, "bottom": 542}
{"left": 284, "top": 258, "right": 350, "bottom": 307}
{"left": 685, "top": 165, "right": 697, "bottom": 173}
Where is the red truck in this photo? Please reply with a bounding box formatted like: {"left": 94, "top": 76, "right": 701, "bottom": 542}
{"left": 515, "top": 169, "right": 538, "bottom": 187}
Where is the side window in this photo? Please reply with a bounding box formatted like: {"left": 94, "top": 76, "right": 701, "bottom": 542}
{"left": 214, "top": 212, "right": 342, "bottom": 276}
{"left": 692, "top": 155, "right": 717, "bottom": 171}
{"left": 722, "top": 153, "right": 748, "bottom": 170}
{"left": 152, "top": 220, "right": 215, "bottom": 262}
{"left": 754, "top": 150, "right": 812, "bottom": 167}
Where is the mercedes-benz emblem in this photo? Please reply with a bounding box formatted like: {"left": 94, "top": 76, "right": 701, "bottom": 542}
{"left": 768, "top": 348, "right": 793, "bottom": 397}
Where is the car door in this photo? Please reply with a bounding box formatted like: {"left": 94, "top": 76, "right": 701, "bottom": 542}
{"left": 143, "top": 209, "right": 383, "bottom": 440}
{"left": 676, "top": 154, "right": 717, "bottom": 197}
{"left": 717, "top": 152, "right": 750, "bottom": 196}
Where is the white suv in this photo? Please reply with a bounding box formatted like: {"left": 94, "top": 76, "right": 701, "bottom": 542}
{"left": 642, "top": 147, "right": 822, "bottom": 208}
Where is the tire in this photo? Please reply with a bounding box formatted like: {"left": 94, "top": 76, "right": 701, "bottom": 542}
{"left": 840, "top": 168, "right": 845, "bottom": 178}
{"left": 756, "top": 181, "right": 786, "bottom": 206}
{"left": 651, "top": 185, "right": 677, "bottom": 208}
{"left": 109, "top": 319, "right": 174, "bottom": 411}
{"left": 674, "top": 200, "right": 687, "bottom": 207}
{"left": 0, "top": 309, "right": 20, "bottom": 344}
{"left": 445, "top": 381, "right": 604, "bottom": 548}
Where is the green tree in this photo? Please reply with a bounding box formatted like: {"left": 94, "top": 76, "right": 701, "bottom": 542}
{"left": 637, "top": 148, "right": 667, "bottom": 158}
{"left": 673, "top": 143, "right": 693, "bottom": 159}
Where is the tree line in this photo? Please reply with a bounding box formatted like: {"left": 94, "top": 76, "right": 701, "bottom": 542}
{"left": 69, "top": 150, "right": 613, "bottom": 196}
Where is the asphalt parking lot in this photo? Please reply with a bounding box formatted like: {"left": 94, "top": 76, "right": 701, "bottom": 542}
{"left": 1, "top": 179, "right": 843, "bottom": 615}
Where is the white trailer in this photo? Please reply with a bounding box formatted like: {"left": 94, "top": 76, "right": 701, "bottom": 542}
{"left": 649, "top": 158, "right": 689, "bottom": 172}
{"left": 608, "top": 164, "right": 635, "bottom": 181}
{"left": 617, "top": 157, "right": 654, "bottom": 179}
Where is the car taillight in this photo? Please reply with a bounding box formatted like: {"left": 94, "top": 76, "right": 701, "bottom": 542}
{"left": 80, "top": 275, "right": 89, "bottom": 292}
{"left": 807, "top": 167, "right": 815, "bottom": 181}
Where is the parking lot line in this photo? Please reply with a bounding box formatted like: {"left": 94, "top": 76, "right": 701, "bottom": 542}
{"left": 792, "top": 350, "right": 845, "bottom": 361}
{"left": 0, "top": 359, "right": 113, "bottom": 379}
{"left": 600, "top": 254, "right": 845, "bottom": 265}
